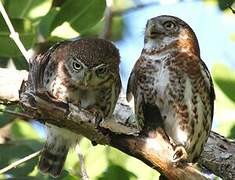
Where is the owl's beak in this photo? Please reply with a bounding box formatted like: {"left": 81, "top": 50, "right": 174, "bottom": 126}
{"left": 146, "top": 22, "right": 162, "bottom": 38}
{"left": 84, "top": 72, "right": 92, "bottom": 87}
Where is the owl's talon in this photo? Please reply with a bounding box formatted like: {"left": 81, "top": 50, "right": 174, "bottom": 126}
{"left": 85, "top": 105, "right": 104, "bottom": 128}
{"left": 95, "top": 115, "right": 103, "bottom": 128}
{"left": 172, "top": 145, "right": 188, "bottom": 163}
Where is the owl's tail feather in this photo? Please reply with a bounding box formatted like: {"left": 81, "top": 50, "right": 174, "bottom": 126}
{"left": 38, "top": 144, "right": 69, "bottom": 177}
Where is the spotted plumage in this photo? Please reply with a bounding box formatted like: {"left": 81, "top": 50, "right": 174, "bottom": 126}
{"left": 38, "top": 38, "right": 121, "bottom": 177}
{"left": 127, "top": 15, "right": 215, "bottom": 163}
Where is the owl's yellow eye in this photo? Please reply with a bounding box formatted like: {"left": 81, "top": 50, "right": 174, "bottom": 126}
{"left": 96, "top": 66, "right": 107, "bottom": 75}
{"left": 163, "top": 21, "right": 176, "bottom": 30}
{"left": 73, "top": 61, "right": 82, "bottom": 71}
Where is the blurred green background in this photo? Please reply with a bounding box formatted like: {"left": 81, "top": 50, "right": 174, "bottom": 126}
{"left": 0, "top": 0, "right": 235, "bottom": 179}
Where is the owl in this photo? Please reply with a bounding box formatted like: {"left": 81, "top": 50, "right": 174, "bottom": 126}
{"left": 38, "top": 38, "right": 121, "bottom": 177}
{"left": 127, "top": 15, "right": 215, "bottom": 163}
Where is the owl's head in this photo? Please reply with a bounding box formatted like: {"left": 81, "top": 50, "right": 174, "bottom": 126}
{"left": 144, "top": 15, "right": 200, "bottom": 54}
{"left": 51, "top": 38, "right": 120, "bottom": 89}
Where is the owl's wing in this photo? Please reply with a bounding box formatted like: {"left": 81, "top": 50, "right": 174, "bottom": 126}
{"left": 126, "top": 70, "right": 135, "bottom": 102}
{"left": 199, "top": 58, "right": 215, "bottom": 119}
{"left": 30, "top": 41, "right": 66, "bottom": 91}
{"left": 164, "top": 53, "right": 215, "bottom": 120}
{"left": 161, "top": 54, "right": 215, "bottom": 162}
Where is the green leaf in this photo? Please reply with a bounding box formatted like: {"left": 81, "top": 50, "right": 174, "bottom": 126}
{"left": 12, "top": 56, "right": 29, "bottom": 70}
{"left": 0, "top": 105, "right": 27, "bottom": 128}
{"left": 51, "top": 0, "right": 106, "bottom": 33}
{"left": 217, "top": 120, "right": 235, "bottom": 139}
{"left": 81, "top": 139, "right": 109, "bottom": 178}
{"left": 0, "top": 105, "right": 16, "bottom": 128}
{"left": 53, "top": 170, "right": 78, "bottom": 180}
{"left": 212, "top": 64, "right": 235, "bottom": 103}
{"left": 11, "top": 120, "right": 40, "bottom": 140}
{"left": 5, "top": 0, "right": 52, "bottom": 19}
{"left": 0, "top": 143, "right": 39, "bottom": 176}
{"left": 0, "top": 33, "right": 35, "bottom": 57}
{"left": 98, "top": 163, "right": 137, "bottom": 180}
{"left": 217, "top": 0, "right": 235, "bottom": 11}
{"left": 33, "top": 169, "right": 78, "bottom": 180}
{"left": 111, "top": 16, "right": 125, "bottom": 41}
{"left": 38, "top": 8, "right": 59, "bottom": 38}
{"left": 228, "top": 124, "right": 235, "bottom": 139}
{"left": 0, "top": 17, "right": 33, "bottom": 33}
{"left": 0, "top": 57, "right": 9, "bottom": 68}
{"left": 0, "top": 17, "right": 36, "bottom": 57}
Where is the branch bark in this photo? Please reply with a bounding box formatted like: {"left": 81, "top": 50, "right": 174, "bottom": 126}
{"left": 0, "top": 67, "right": 234, "bottom": 179}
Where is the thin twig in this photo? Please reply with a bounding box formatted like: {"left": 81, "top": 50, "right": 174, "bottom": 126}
{"left": 229, "top": 6, "right": 235, "bottom": 14}
{"left": 0, "top": 108, "right": 33, "bottom": 120}
{"left": 0, "top": 150, "right": 41, "bottom": 174}
{"left": 76, "top": 145, "right": 89, "bottom": 180}
{"left": 100, "top": 0, "right": 113, "bottom": 39}
{"left": 0, "top": 2, "right": 30, "bottom": 61}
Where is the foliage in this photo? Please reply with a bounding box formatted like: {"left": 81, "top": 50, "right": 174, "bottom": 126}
{"left": 212, "top": 64, "right": 235, "bottom": 139}
{"left": 0, "top": 0, "right": 234, "bottom": 179}
{"left": 212, "top": 64, "right": 235, "bottom": 103}
{"left": 217, "top": 0, "right": 235, "bottom": 10}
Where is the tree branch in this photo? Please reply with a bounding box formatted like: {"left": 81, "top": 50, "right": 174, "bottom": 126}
{"left": 199, "top": 131, "right": 235, "bottom": 179}
{"left": 229, "top": 6, "right": 235, "bottom": 14}
{"left": 0, "top": 67, "right": 234, "bottom": 179}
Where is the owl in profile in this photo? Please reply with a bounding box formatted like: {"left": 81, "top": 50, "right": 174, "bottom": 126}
{"left": 37, "top": 38, "right": 121, "bottom": 177}
{"left": 127, "top": 15, "right": 215, "bottom": 163}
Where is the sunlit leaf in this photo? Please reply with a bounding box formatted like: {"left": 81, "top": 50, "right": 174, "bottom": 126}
{"left": 5, "top": 0, "right": 52, "bottom": 20}
{"left": 11, "top": 120, "right": 40, "bottom": 140}
{"left": 38, "top": 8, "right": 59, "bottom": 38}
{"left": 82, "top": 15, "right": 125, "bottom": 41}
{"left": 32, "top": 169, "right": 78, "bottom": 180}
{"left": 79, "top": 139, "right": 108, "bottom": 178}
{"left": 217, "top": 120, "right": 235, "bottom": 138}
{"left": 105, "top": 147, "right": 129, "bottom": 166}
{"left": 51, "top": 0, "right": 106, "bottom": 34}
{"left": 212, "top": 64, "right": 235, "bottom": 103}
{"left": 98, "top": 163, "right": 137, "bottom": 180}
{"left": 111, "top": 16, "right": 125, "bottom": 41}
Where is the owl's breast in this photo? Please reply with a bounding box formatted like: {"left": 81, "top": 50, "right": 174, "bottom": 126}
{"left": 136, "top": 59, "right": 170, "bottom": 104}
